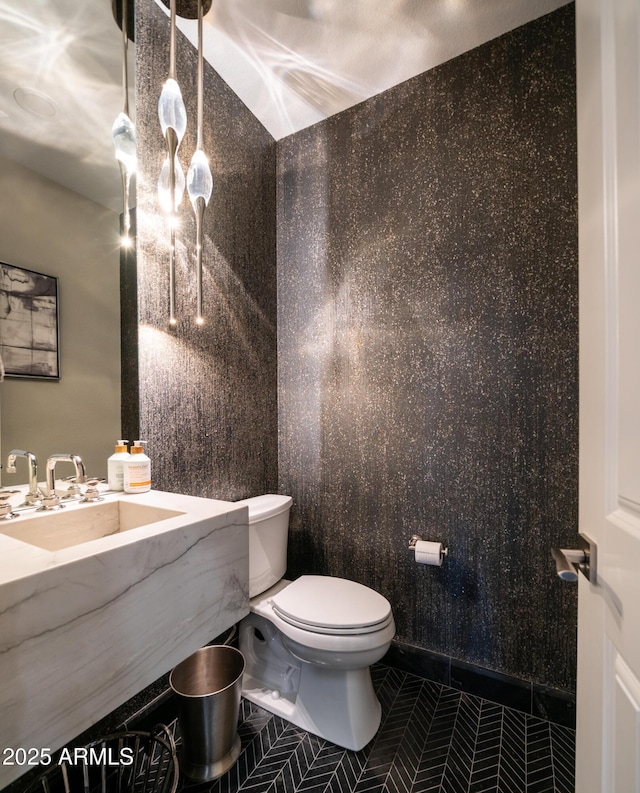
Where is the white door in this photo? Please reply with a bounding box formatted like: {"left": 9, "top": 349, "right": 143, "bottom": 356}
{"left": 576, "top": 0, "right": 640, "bottom": 790}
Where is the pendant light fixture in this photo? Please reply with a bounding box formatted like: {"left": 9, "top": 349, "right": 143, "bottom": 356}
{"left": 186, "top": 0, "right": 214, "bottom": 325}
{"left": 112, "top": 0, "right": 136, "bottom": 248}
{"left": 158, "top": 0, "right": 188, "bottom": 326}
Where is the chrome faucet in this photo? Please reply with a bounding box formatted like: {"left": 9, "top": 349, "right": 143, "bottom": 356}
{"left": 39, "top": 454, "right": 87, "bottom": 510}
{"left": 6, "top": 449, "right": 42, "bottom": 505}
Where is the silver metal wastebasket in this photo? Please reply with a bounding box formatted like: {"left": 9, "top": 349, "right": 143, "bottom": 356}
{"left": 169, "top": 645, "right": 245, "bottom": 782}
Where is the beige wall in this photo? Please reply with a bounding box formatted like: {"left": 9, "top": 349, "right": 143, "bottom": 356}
{"left": 0, "top": 155, "right": 121, "bottom": 483}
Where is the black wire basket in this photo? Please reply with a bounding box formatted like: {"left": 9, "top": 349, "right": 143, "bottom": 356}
{"left": 24, "top": 726, "right": 179, "bottom": 793}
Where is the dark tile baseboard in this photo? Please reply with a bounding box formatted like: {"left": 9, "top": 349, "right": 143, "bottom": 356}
{"left": 383, "top": 640, "right": 576, "bottom": 729}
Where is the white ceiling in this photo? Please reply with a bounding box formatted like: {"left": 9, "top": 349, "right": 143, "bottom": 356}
{"left": 173, "top": 0, "right": 570, "bottom": 140}
{"left": 0, "top": 0, "right": 570, "bottom": 211}
{"left": 0, "top": 0, "right": 132, "bottom": 212}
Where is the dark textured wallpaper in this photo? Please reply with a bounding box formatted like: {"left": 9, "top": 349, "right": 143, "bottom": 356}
{"left": 130, "top": 0, "right": 578, "bottom": 692}
{"left": 133, "top": 0, "right": 278, "bottom": 500}
{"left": 277, "top": 5, "right": 578, "bottom": 692}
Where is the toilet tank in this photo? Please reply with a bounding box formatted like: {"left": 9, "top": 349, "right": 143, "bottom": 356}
{"left": 234, "top": 494, "right": 292, "bottom": 597}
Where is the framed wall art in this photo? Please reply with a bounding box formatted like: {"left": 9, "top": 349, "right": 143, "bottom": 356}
{"left": 0, "top": 262, "right": 59, "bottom": 379}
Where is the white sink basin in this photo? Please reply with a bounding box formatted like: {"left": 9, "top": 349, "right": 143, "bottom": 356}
{"left": 0, "top": 498, "right": 183, "bottom": 551}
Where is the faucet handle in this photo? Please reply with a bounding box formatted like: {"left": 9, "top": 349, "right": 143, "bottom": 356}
{"left": 0, "top": 491, "right": 20, "bottom": 520}
{"left": 81, "top": 478, "right": 106, "bottom": 503}
{"left": 61, "top": 475, "right": 83, "bottom": 501}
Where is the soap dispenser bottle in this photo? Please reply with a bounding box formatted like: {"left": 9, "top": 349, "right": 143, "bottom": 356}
{"left": 123, "top": 441, "right": 151, "bottom": 493}
{"left": 107, "top": 440, "right": 130, "bottom": 491}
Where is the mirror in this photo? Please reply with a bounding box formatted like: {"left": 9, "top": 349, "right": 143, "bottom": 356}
{"left": 0, "top": 0, "right": 134, "bottom": 482}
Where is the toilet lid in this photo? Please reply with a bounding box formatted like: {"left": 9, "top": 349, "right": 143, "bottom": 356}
{"left": 270, "top": 575, "right": 392, "bottom": 634}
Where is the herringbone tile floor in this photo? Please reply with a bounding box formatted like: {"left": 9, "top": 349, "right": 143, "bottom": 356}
{"left": 175, "top": 665, "right": 575, "bottom": 793}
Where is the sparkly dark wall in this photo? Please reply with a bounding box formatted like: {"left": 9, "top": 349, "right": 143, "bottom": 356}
{"left": 131, "top": 1, "right": 577, "bottom": 691}
{"left": 133, "top": 0, "right": 278, "bottom": 499}
{"left": 278, "top": 5, "right": 578, "bottom": 692}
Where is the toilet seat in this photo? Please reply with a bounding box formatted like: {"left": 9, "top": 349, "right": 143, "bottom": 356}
{"left": 249, "top": 577, "right": 396, "bottom": 663}
{"left": 270, "top": 575, "right": 393, "bottom": 635}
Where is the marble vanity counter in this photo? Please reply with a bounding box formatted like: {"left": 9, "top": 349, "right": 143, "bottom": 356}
{"left": 0, "top": 488, "right": 244, "bottom": 581}
{"left": 0, "top": 489, "right": 249, "bottom": 789}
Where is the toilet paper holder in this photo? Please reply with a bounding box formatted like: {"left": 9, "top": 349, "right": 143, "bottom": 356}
{"left": 408, "top": 534, "right": 448, "bottom": 560}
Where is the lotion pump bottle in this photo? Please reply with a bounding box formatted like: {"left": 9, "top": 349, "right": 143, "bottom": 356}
{"left": 107, "top": 440, "right": 130, "bottom": 491}
{"left": 123, "top": 440, "right": 151, "bottom": 493}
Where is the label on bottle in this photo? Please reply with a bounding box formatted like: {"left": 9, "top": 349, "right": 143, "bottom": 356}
{"left": 108, "top": 460, "right": 125, "bottom": 491}
{"left": 124, "top": 460, "right": 151, "bottom": 492}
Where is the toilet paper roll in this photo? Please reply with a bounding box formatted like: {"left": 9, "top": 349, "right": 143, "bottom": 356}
{"left": 414, "top": 540, "right": 444, "bottom": 566}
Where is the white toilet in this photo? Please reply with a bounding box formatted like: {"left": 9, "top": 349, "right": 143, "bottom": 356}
{"left": 237, "top": 494, "right": 395, "bottom": 751}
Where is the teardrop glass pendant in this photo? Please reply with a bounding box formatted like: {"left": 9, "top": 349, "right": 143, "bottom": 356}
{"left": 112, "top": 111, "right": 136, "bottom": 241}
{"left": 112, "top": 111, "right": 137, "bottom": 174}
{"left": 187, "top": 148, "right": 213, "bottom": 210}
{"left": 158, "top": 155, "right": 185, "bottom": 215}
{"left": 158, "top": 78, "right": 187, "bottom": 145}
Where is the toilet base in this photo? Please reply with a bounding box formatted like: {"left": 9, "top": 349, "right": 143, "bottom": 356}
{"left": 241, "top": 665, "right": 381, "bottom": 751}
{"left": 240, "top": 613, "right": 383, "bottom": 750}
